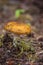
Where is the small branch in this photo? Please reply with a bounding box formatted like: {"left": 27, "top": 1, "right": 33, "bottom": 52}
{"left": 36, "top": 50, "right": 43, "bottom": 55}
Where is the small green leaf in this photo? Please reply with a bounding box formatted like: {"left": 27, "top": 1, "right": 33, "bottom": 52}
{"left": 15, "top": 9, "right": 25, "bottom": 19}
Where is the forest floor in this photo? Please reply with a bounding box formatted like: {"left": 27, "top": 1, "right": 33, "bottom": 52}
{"left": 0, "top": 1, "right": 43, "bottom": 65}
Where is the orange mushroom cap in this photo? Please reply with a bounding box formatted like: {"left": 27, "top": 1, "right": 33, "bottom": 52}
{"left": 4, "top": 21, "right": 31, "bottom": 35}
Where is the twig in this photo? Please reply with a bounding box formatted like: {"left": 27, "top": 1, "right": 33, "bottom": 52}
{"left": 36, "top": 50, "right": 43, "bottom": 55}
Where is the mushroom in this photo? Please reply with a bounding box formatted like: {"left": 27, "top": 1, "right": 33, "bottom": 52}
{"left": 4, "top": 21, "right": 31, "bottom": 35}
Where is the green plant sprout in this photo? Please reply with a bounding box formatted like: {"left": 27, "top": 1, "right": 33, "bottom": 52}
{"left": 15, "top": 9, "right": 25, "bottom": 19}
